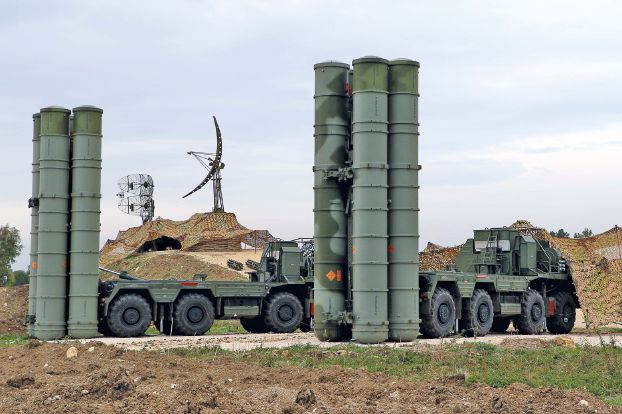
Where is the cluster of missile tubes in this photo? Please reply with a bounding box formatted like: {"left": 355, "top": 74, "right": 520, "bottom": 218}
{"left": 25, "top": 57, "right": 419, "bottom": 345}
{"left": 313, "top": 57, "right": 421, "bottom": 344}
{"left": 27, "top": 106, "right": 103, "bottom": 340}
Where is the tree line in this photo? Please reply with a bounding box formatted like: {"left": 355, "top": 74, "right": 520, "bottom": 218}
{"left": 0, "top": 224, "right": 24, "bottom": 287}
{"left": 549, "top": 228, "right": 594, "bottom": 239}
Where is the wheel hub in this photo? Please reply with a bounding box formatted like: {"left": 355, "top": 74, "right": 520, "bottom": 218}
{"left": 278, "top": 305, "right": 294, "bottom": 322}
{"left": 187, "top": 306, "right": 204, "bottom": 324}
{"left": 531, "top": 304, "right": 543, "bottom": 321}
{"left": 123, "top": 308, "right": 140, "bottom": 325}
{"left": 562, "top": 304, "right": 573, "bottom": 323}
{"left": 438, "top": 303, "right": 451, "bottom": 324}
{"left": 477, "top": 303, "right": 490, "bottom": 323}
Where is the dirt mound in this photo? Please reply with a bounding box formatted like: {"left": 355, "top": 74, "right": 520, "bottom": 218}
{"left": 0, "top": 285, "right": 28, "bottom": 334}
{"left": 0, "top": 342, "right": 619, "bottom": 413}
{"left": 100, "top": 211, "right": 273, "bottom": 267}
{"left": 510, "top": 221, "right": 622, "bottom": 326}
{"left": 101, "top": 251, "right": 247, "bottom": 281}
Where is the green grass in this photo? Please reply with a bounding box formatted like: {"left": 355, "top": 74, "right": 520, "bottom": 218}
{"left": 171, "top": 342, "right": 622, "bottom": 405}
{"left": 0, "top": 333, "right": 29, "bottom": 348}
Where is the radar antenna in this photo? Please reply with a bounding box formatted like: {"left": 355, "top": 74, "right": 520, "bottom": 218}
{"left": 182, "top": 116, "right": 225, "bottom": 212}
{"left": 116, "top": 174, "right": 155, "bottom": 223}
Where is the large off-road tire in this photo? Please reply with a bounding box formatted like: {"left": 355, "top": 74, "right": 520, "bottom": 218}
{"left": 106, "top": 294, "right": 152, "bottom": 337}
{"left": 264, "top": 292, "right": 304, "bottom": 333}
{"left": 240, "top": 316, "right": 269, "bottom": 333}
{"left": 462, "top": 289, "right": 494, "bottom": 337}
{"left": 490, "top": 317, "right": 512, "bottom": 333}
{"left": 546, "top": 291, "right": 577, "bottom": 334}
{"left": 173, "top": 293, "right": 215, "bottom": 336}
{"left": 516, "top": 289, "right": 545, "bottom": 335}
{"left": 421, "top": 287, "right": 456, "bottom": 338}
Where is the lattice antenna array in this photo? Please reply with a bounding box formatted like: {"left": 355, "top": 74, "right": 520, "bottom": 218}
{"left": 117, "top": 174, "right": 155, "bottom": 223}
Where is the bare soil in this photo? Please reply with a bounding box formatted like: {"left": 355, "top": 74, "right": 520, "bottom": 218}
{"left": 0, "top": 285, "right": 28, "bottom": 334}
{"left": 1, "top": 341, "right": 619, "bottom": 414}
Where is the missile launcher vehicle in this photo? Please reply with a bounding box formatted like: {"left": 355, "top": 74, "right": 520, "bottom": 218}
{"left": 311, "top": 57, "right": 578, "bottom": 343}
{"left": 97, "top": 240, "right": 314, "bottom": 337}
{"left": 418, "top": 227, "right": 576, "bottom": 338}
{"left": 27, "top": 59, "right": 578, "bottom": 342}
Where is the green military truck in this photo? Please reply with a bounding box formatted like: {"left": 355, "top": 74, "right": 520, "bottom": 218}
{"left": 418, "top": 227, "right": 577, "bottom": 338}
{"left": 98, "top": 228, "right": 578, "bottom": 339}
{"left": 97, "top": 240, "right": 314, "bottom": 337}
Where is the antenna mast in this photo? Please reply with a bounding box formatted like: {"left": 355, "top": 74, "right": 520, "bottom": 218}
{"left": 182, "top": 116, "right": 225, "bottom": 212}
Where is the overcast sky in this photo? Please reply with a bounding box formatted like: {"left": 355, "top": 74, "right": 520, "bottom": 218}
{"left": 2, "top": 0, "right": 621, "bottom": 270}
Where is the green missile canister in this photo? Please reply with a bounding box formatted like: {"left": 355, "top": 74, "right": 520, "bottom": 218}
{"left": 27, "top": 113, "right": 41, "bottom": 336}
{"left": 351, "top": 56, "right": 389, "bottom": 343}
{"left": 68, "top": 106, "right": 103, "bottom": 338}
{"left": 313, "top": 61, "right": 350, "bottom": 341}
{"left": 35, "top": 106, "right": 71, "bottom": 340}
{"left": 387, "top": 59, "right": 420, "bottom": 341}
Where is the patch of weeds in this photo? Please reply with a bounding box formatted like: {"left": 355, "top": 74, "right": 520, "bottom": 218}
{"left": 0, "top": 333, "right": 30, "bottom": 348}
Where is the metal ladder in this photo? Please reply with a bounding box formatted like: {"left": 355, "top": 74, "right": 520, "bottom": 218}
{"left": 481, "top": 234, "right": 498, "bottom": 264}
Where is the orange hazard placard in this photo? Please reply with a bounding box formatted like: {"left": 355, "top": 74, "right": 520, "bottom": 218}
{"left": 32, "top": 261, "right": 37, "bottom": 270}
{"left": 326, "top": 270, "right": 342, "bottom": 282}
{"left": 388, "top": 243, "right": 395, "bottom": 254}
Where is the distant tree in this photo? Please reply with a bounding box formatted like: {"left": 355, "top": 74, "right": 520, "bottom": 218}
{"left": 7, "top": 270, "right": 29, "bottom": 286}
{"left": 574, "top": 228, "right": 594, "bottom": 239}
{"left": 0, "top": 225, "right": 22, "bottom": 283}
{"left": 549, "top": 229, "right": 570, "bottom": 238}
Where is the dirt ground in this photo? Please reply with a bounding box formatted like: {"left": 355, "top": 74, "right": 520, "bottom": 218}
{"left": 86, "top": 330, "right": 622, "bottom": 352}
{"left": 0, "top": 285, "right": 28, "bottom": 334}
{"left": 1, "top": 341, "right": 619, "bottom": 414}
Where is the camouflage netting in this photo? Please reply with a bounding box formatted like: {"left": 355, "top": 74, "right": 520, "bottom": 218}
{"left": 100, "top": 212, "right": 273, "bottom": 267}
{"left": 420, "top": 242, "right": 464, "bottom": 272}
{"left": 421, "top": 220, "right": 622, "bottom": 326}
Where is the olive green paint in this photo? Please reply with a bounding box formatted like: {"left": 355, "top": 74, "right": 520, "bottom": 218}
{"left": 34, "top": 106, "right": 71, "bottom": 340}
{"left": 351, "top": 56, "right": 389, "bottom": 344}
{"left": 27, "top": 113, "right": 41, "bottom": 336}
{"left": 68, "top": 106, "right": 103, "bottom": 338}
{"left": 313, "top": 61, "right": 350, "bottom": 341}
{"left": 387, "top": 59, "right": 420, "bottom": 341}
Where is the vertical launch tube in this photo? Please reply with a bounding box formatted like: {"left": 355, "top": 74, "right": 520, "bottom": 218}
{"left": 27, "top": 113, "right": 41, "bottom": 336}
{"left": 35, "top": 106, "right": 71, "bottom": 340}
{"left": 313, "top": 61, "right": 350, "bottom": 341}
{"left": 387, "top": 59, "right": 420, "bottom": 341}
{"left": 351, "top": 56, "right": 389, "bottom": 343}
{"left": 68, "top": 106, "right": 103, "bottom": 338}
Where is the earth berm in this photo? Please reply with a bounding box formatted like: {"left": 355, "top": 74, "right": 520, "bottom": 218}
{"left": 0, "top": 342, "right": 619, "bottom": 413}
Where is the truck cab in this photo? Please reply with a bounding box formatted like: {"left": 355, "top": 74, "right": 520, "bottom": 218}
{"left": 248, "top": 240, "right": 312, "bottom": 283}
